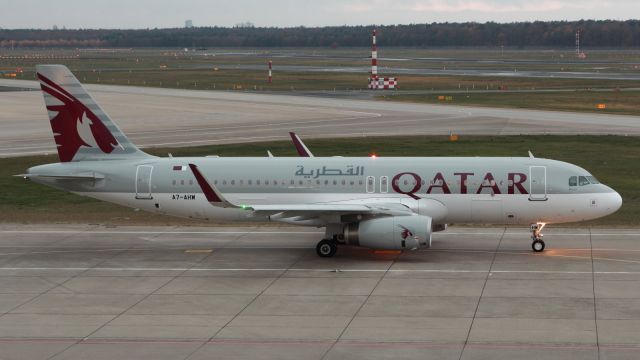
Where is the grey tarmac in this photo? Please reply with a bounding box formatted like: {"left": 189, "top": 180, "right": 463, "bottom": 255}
{"left": 1, "top": 79, "right": 640, "bottom": 158}
{"left": 0, "top": 224, "right": 640, "bottom": 359}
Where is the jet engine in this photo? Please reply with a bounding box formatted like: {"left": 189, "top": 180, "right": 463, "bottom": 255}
{"left": 343, "top": 215, "right": 432, "bottom": 250}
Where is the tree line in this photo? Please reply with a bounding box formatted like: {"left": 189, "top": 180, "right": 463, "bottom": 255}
{"left": 2, "top": 20, "right": 640, "bottom": 48}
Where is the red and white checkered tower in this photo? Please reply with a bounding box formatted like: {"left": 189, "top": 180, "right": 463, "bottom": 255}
{"left": 371, "top": 29, "right": 378, "bottom": 82}
{"left": 368, "top": 29, "right": 397, "bottom": 90}
{"left": 268, "top": 60, "right": 272, "bottom": 84}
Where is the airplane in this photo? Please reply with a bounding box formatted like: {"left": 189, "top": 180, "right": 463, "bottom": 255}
{"left": 23, "top": 65, "right": 623, "bottom": 257}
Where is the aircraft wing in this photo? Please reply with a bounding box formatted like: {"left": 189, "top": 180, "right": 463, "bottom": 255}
{"left": 251, "top": 202, "right": 412, "bottom": 216}
{"left": 189, "top": 163, "right": 413, "bottom": 217}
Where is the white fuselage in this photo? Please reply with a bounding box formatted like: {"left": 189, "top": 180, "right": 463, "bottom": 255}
{"left": 42, "top": 156, "right": 622, "bottom": 227}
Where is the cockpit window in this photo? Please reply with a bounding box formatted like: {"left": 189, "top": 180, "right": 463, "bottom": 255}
{"left": 569, "top": 176, "right": 577, "bottom": 187}
{"left": 578, "top": 176, "right": 590, "bottom": 186}
{"left": 586, "top": 176, "right": 600, "bottom": 184}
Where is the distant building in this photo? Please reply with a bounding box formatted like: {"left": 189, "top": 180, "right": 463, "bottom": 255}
{"left": 185, "top": 20, "right": 193, "bottom": 28}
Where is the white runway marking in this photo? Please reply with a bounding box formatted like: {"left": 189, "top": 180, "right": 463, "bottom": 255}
{"left": 0, "top": 266, "right": 638, "bottom": 275}
{"left": 2, "top": 229, "right": 640, "bottom": 236}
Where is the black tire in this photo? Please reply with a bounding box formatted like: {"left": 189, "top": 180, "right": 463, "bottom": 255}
{"left": 532, "top": 239, "right": 545, "bottom": 252}
{"left": 316, "top": 239, "right": 337, "bottom": 258}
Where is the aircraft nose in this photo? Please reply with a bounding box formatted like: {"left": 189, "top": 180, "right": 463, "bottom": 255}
{"left": 606, "top": 190, "right": 623, "bottom": 214}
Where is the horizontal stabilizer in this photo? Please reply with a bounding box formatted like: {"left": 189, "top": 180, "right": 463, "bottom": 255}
{"left": 17, "top": 172, "right": 105, "bottom": 180}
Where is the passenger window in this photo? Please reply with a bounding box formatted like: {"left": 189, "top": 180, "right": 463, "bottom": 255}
{"left": 569, "top": 176, "right": 577, "bottom": 187}
{"left": 579, "top": 176, "right": 590, "bottom": 186}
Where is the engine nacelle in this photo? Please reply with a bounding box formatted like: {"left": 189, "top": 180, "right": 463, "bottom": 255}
{"left": 343, "top": 215, "right": 432, "bottom": 250}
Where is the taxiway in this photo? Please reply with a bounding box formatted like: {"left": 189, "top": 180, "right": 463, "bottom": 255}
{"left": 1, "top": 79, "right": 640, "bottom": 158}
{"left": 0, "top": 224, "right": 639, "bottom": 359}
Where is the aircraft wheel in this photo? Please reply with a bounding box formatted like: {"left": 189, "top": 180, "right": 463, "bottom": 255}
{"left": 316, "top": 239, "right": 337, "bottom": 258}
{"left": 532, "top": 239, "right": 545, "bottom": 252}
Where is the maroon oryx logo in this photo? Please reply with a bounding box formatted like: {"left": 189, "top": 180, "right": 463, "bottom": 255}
{"left": 38, "top": 73, "right": 119, "bottom": 162}
{"left": 400, "top": 228, "right": 413, "bottom": 240}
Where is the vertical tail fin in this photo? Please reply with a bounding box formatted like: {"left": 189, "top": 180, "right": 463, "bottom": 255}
{"left": 36, "top": 64, "right": 150, "bottom": 162}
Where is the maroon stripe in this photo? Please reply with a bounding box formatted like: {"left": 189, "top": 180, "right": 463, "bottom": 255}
{"left": 188, "top": 164, "right": 222, "bottom": 202}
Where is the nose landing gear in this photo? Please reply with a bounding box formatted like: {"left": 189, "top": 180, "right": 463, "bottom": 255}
{"left": 530, "top": 223, "right": 546, "bottom": 252}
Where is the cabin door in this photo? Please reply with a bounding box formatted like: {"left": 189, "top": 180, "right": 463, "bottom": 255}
{"left": 529, "top": 166, "right": 547, "bottom": 201}
{"left": 135, "top": 165, "right": 153, "bottom": 199}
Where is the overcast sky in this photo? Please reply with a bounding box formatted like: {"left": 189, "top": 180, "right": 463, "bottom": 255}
{"left": 1, "top": 0, "right": 637, "bottom": 29}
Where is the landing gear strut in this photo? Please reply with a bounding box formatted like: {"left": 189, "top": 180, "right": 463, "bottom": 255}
{"left": 530, "top": 223, "right": 546, "bottom": 252}
{"left": 316, "top": 239, "right": 338, "bottom": 258}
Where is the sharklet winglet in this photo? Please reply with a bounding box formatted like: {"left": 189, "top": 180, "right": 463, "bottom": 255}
{"left": 188, "top": 163, "right": 240, "bottom": 209}
{"left": 289, "top": 132, "right": 314, "bottom": 157}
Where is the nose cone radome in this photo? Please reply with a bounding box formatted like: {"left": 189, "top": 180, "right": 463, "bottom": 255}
{"left": 611, "top": 191, "right": 623, "bottom": 213}
{"left": 604, "top": 189, "right": 623, "bottom": 216}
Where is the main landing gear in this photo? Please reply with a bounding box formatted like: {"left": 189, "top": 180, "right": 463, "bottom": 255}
{"left": 530, "top": 222, "right": 546, "bottom": 252}
{"left": 316, "top": 239, "right": 338, "bottom": 258}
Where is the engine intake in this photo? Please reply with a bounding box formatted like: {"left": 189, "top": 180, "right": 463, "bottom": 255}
{"left": 343, "top": 215, "right": 433, "bottom": 250}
